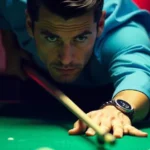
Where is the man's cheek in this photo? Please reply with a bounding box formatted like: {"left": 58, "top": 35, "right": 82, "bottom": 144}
{"left": 37, "top": 48, "right": 48, "bottom": 64}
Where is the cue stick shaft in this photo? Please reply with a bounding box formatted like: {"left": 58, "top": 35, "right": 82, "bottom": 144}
{"left": 24, "top": 66, "right": 115, "bottom": 143}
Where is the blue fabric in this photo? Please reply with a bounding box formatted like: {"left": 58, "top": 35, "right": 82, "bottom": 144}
{"left": 0, "top": 0, "right": 150, "bottom": 99}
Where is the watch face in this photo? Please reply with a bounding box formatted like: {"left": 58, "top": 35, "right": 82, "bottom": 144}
{"left": 117, "top": 100, "right": 132, "bottom": 110}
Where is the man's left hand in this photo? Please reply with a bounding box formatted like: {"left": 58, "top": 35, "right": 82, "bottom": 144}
{"left": 68, "top": 106, "right": 148, "bottom": 138}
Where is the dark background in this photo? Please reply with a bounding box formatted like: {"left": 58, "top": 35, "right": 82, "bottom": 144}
{"left": 0, "top": 75, "right": 114, "bottom": 119}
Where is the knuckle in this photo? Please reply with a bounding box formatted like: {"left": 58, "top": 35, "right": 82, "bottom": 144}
{"left": 103, "top": 125, "right": 110, "bottom": 131}
{"left": 123, "top": 124, "right": 132, "bottom": 129}
{"left": 109, "top": 115, "right": 115, "bottom": 120}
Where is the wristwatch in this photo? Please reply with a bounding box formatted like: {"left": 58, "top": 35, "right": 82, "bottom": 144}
{"left": 100, "top": 99, "right": 134, "bottom": 120}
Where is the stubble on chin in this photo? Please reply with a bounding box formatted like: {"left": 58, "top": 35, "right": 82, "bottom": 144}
{"left": 48, "top": 68, "right": 81, "bottom": 84}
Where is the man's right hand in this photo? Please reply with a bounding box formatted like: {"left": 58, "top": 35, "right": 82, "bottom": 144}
{"left": 0, "top": 30, "right": 31, "bottom": 80}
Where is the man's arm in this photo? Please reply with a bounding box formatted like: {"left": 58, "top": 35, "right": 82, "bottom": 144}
{"left": 101, "top": 21, "right": 150, "bottom": 122}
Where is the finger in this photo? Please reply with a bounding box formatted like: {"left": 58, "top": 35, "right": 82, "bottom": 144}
{"left": 85, "top": 117, "right": 100, "bottom": 136}
{"left": 124, "top": 125, "right": 148, "bottom": 137}
{"left": 123, "top": 126, "right": 129, "bottom": 134}
{"left": 85, "top": 114, "right": 102, "bottom": 136}
{"left": 86, "top": 128, "right": 95, "bottom": 136}
{"left": 68, "top": 120, "right": 87, "bottom": 135}
{"left": 122, "top": 118, "right": 131, "bottom": 134}
{"left": 112, "top": 120, "right": 124, "bottom": 138}
{"left": 99, "top": 117, "right": 112, "bottom": 134}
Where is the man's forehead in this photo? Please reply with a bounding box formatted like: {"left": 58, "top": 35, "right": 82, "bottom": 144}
{"left": 37, "top": 5, "right": 95, "bottom": 28}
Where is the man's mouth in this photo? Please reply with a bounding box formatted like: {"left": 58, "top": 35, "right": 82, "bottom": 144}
{"left": 54, "top": 67, "right": 78, "bottom": 74}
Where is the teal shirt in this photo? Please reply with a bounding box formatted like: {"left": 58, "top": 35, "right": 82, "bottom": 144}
{"left": 0, "top": 0, "right": 150, "bottom": 98}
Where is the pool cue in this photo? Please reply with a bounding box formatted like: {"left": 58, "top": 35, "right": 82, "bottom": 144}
{"left": 24, "top": 66, "right": 115, "bottom": 144}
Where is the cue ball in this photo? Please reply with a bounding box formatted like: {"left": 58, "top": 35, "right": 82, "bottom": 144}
{"left": 97, "top": 133, "right": 115, "bottom": 145}
{"left": 36, "top": 147, "right": 54, "bottom": 150}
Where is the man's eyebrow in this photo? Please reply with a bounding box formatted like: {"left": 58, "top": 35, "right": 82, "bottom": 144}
{"left": 40, "top": 30, "right": 92, "bottom": 38}
{"left": 74, "top": 30, "right": 92, "bottom": 38}
{"left": 40, "top": 30, "right": 60, "bottom": 38}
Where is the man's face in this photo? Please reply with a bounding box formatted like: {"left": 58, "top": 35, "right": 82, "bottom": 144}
{"left": 26, "top": 6, "right": 105, "bottom": 84}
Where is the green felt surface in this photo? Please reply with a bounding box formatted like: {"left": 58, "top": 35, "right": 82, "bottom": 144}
{"left": 0, "top": 117, "right": 150, "bottom": 150}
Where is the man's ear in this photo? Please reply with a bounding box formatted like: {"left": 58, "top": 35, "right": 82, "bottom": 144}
{"left": 25, "top": 9, "right": 34, "bottom": 38}
{"left": 97, "top": 11, "right": 106, "bottom": 37}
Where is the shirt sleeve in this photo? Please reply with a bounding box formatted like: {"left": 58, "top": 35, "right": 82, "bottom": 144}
{"left": 100, "top": 21, "right": 150, "bottom": 99}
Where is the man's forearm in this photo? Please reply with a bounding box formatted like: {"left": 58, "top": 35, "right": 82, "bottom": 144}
{"left": 113, "top": 90, "right": 150, "bottom": 122}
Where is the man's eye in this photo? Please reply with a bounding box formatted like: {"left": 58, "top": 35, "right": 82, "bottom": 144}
{"left": 75, "top": 36, "right": 88, "bottom": 42}
{"left": 45, "top": 36, "right": 58, "bottom": 42}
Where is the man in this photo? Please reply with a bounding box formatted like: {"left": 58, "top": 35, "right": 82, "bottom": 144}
{"left": 0, "top": 0, "right": 150, "bottom": 138}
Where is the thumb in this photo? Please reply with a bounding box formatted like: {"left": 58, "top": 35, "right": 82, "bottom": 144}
{"left": 68, "top": 120, "right": 87, "bottom": 135}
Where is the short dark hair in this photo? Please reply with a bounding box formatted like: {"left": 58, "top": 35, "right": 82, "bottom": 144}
{"left": 27, "top": 0, "right": 104, "bottom": 23}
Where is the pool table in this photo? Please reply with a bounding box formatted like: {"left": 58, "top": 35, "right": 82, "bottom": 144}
{"left": 0, "top": 114, "right": 150, "bottom": 150}
{"left": 0, "top": 77, "right": 150, "bottom": 150}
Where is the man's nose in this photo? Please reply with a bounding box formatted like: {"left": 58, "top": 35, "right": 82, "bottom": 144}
{"left": 59, "top": 44, "right": 73, "bottom": 65}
